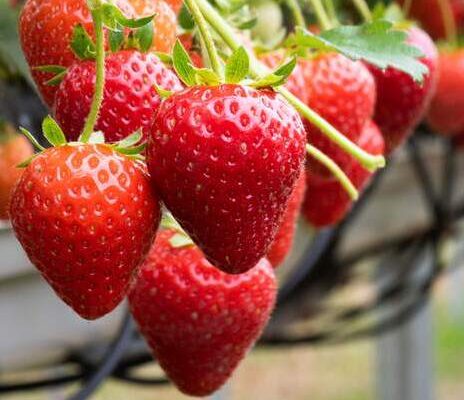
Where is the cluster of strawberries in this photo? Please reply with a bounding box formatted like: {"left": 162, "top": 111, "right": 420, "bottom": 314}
{"left": 0, "top": 0, "right": 443, "bottom": 396}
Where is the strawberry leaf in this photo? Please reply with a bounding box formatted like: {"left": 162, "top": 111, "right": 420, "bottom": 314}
{"left": 178, "top": 5, "right": 195, "bottom": 30}
{"left": 17, "top": 155, "right": 36, "bottom": 169}
{"left": 289, "top": 21, "right": 428, "bottom": 82}
{"left": 115, "top": 143, "right": 146, "bottom": 155}
{"left": 19, "top": 127, "right": 45, "bottom": 151}
{"left": 273, "top": 57, "right": 297, "bottom": 80}
{"left": 134, "top": 22, "right": 154, "bottom": 52}
{"left": 172, "top": 40, "right": 196, "bottom": 86}
{"left": 101, "top": 4, "right": 155, "bottom": 29}
{"left": 109, "top": 26, "right": 125, "bottom": 53}
{"left": 42, "top": 116, "right": 67, "bottom": 146}
{"left": 44, "top": 70, "right": 68, "bottom": 86}
{"left": 194, "top": 68, "right": 221, "bottom": 85}
{"left": 250, "top": 73, "right": 287, "bottom": 88}
{"left": 225, "top": 46, "right": 249, "bottom": 84}
{"left": 169, "top": 232, "right": 194, "bottom": 248}
{"left": 155, "top": 52, "right": 173, "bottom": 64}
{"left": 71, "top": 24, "right": 96, "bottom": 60}
{"left": 115, "top": 131, "right": 142, "bottom": 148}
{"left": 33, "top": 65, "right": 67, "bottom": 74}
{"left": 154, "top": 83, "right": 173, "bottom": 99}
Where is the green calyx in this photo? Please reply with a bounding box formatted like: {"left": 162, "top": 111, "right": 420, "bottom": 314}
{"left": 169, "top": 39, "right": 297, "bottom": 92}
{"left": 17, "top": 116, "right": 146, "bottom": 168}
{"left": 161, "top": 213, "right": 195, "bottom": 249}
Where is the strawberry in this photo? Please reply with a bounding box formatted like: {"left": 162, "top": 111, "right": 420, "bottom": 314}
{"left": 267, "top": 170, "right": 306, "bottom": 267}
{"left": 302, "top": 53, "right": 376, "bottom": 176}
{"left": 427, "top": 49, "right": 464, "bottom": 137}
{"left": 19, "top": 0, "right": 175, "bottom": 107}
{"left": 260, "top": 52, "right": 309, "bottom": 104}
{"left": 398, "top": 0, "right": 464, "bottom": 40}
{"left": 0, "top": 123, "right": 33, "bottom": 220}
{"left": 164, "top": 0, "right": 183, "bottom": 14}
{"left": 54, "top": 51, "right": 183, "bottom": 143}
{"left": 9, "top": 144, "right": 160, "bottom": 319}
{"left": 127, "top": 0, "right": 177, "bottom": 53}
{"left": 303, "top": 121, "right": 384, "bottom": 227}
{"left": 129, "top": 229, "right": 277, "bottom": 397}
{"left": 147, "top": 84, "right": 306, "bottom": 274}
{"left": 367, "top": 27, "right": 438, "bottom": 154}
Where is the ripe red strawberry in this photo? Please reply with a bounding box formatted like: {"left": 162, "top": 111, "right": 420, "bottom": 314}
{"left": 267, "top": 170, "right": 306, "bottom": 267}
{"left": 19, "top": 0, "right": 176, "bottom": 107}
{"left": 303, "top": 121, "right": 384, "bottom": 227}
{"left": 0, "top": 123, "right": 33, "bottom": 220}
{"left": 147, "top": 84, "right": 306, "bottom": 274}
{"left": 129, "top": 229, "right": 277, "bottom": 397}
{"left": 367, "top": 27, "right": 438, "bottom": 154}
{"left": 260, "top": 52, "right": 310, "bottom": 104}
{"left": 399, "top": 0, "right": 464, "bottom": 40}
{"left": 9, "top": 144, "right": 160, "bottom": 319}
{"left": 54, "top": 51, "right": 183, "bottom": 143}
{"left": 427, "top": 49, "right": 464, "bottom": 137}
{"left": 164, "top": 0, "right": 183, "bottom": 14}
{"left": 302, "top": 53, "right": 376, "bottom": 176}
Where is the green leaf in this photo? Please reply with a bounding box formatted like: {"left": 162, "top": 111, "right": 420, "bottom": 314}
{"left": 114, "top": 143, "right": 146, "bottom": 155}
{"left": 109, "top": 27, "right": 125, "bottom": 53}
{"left": 33, "top": 65, "right": 67, "bottom": 74}
{"left": 155, "top": 52, "right": 173, "bottom": 64}
{"left": 172, "top": 40, "right": 196, "bottom": 86}
{"left": 290, "top": 21, "right": 428, "bottom": 82}
{"left": 154, "top": 83, "right": 173, "bottom": 99}
{"left": 372, "top": 3, "right": 405, "bottom": 23}
{"left": 88, "top": 131, "right": 105, "bottom": 144}
{"left": 134, "top": 22, "right": 154, "bottom": 52}
{"left": 194, "top": 68, "right": 221, "bottom": 85}
{"left": 225, "top": 46, "right": 249, "bottom": 84}
{"left": 273, "top": 57, "right": 297, "bottom": 79}
{"left": 237, "top": 17, "right": 257, "bottom": 30}
{"left": 71, "top": 24, "right": 96, "bottom": 60}
{"left": 115, "top": 131, "right": 142, "bottom": 148}
{"left": 178, "top": 5, "right": 195, "bottom": 30}
{"left": 250, "top": 73, "right": 286, "bottom": 88}
{"left": 17, "top": 155, "right": 36, "bottom": 169}
{"left": 19, "top": 127, "right": 45, "bottom": 151}
{"left": 44, "top": 70, "right": 68, "bottom": 86}
{"left": 169, "top": 232, "right": 194, "bottom": 248}
{"left": 101, "top": 3, "right": 154, "bottom": 29}
{"left": 42, "top": 116, "right": 67, "bottom": 147}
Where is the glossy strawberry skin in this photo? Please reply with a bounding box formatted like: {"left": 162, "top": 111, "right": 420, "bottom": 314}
{"left": 302, "top": 54, "right": 376, "bottom": 176}
{"left": 0, "top": 134, "right": 33, "bottom": 220}
{"left": 129, "top": 229, "right": 277, "bottom": 397}
{"left": 147, "top": 84, "right": 306, "bottom": 274}
{"left": 54, "top": 51, "right": 183, "bottom": 143}
{"left": 10, "top": 144, "right": 160, "bottom": 320}
{"left": 19, "top": 0, "right": 175, "bottom": 107}
{"left": 303, "top": 121, "right": 384, "bottom": 228}
{"left": 367, "top": 27, "right": 438, "bottom": 154}
{"left": 267, "top": 170, "right": 306, "bottom": 268}
{"left": 427, "top": 49, "right": 464, "bottom": 137}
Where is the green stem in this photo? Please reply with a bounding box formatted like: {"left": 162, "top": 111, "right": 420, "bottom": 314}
{"left": 192, "top": 0, "right": 385, "bottom": 172}
{"left": 306, "top": 0, "right": 333, "bottom": 30}
{"left": 351, "top": 0, "right": 372, "bottom": 22}
{"left": 80, "top": 2, "right": 105, "bottom": 143}
{"left": 286, "top": 0, "right": 306, "bottom": 29}
{"left": 402, "top": 0, "right": 413, "bottom": 16}
{"left": 436, "top": 0, "right": 458, "bottom": 46}
{"left": 184, "top": 0, "right": 223, "bottom": 76}
{"left": 306, "top": 144, "right": 358, "bottom": 200}
{"left": 324, "top": 0, "right": 340, "bottom": 27}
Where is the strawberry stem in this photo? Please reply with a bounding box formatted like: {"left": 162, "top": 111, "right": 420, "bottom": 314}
{"left": 286, "top": 0, "right": 306, "bottom": 29}
{"left": 305, "top": 0, "right": 332, "bottom": 30}
{"left": 184, "top": 0, "right": 223, "bottom": 77}
{"left": 306, "top": 144, "right": 358, "bottom": 200}
{"left": 350, "top": 0, "right": 372, "bottom": 22}
{"left": 325, "top": 0, "right": 340, "bottom": 27}
{"left": 193, "top": 0, "right": 386, "bottom": 172}
{"left": 436, "top": 0, "right": 458, "bottom": 47}
{"left": 80, "top": 0, "right": 105, "bottom": 143}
